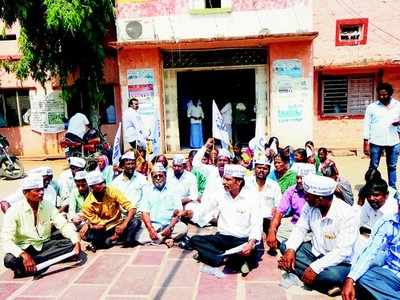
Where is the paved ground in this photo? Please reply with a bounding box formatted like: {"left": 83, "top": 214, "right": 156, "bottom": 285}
{"left": 0, "top": 155, "right": 395, "bottom": 300}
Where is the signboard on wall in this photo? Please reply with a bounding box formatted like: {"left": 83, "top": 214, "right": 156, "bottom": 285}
{"left": 126, "top": 68, "right": 160, "bottom": 156}
{"left": 29, "top": 91, "right": 65, "bottom": 133}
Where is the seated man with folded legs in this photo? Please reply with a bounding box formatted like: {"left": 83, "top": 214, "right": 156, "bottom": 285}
{"left": 180, "top": 164, "right": 262, "bottom": 275}
{"left": 342, "top": 198, "right": 400, "bottom": 300}
{"left": 1, "top": 175, "right": 81, "bottom": 278}
{"left": 278, "top": 174, "right": 358, "bottom": 295}
{"left": 79, "top": 171, "right": 141, "bottom": 251}
{"left": 136, "top": 163, "right": 188, "bottom": 247}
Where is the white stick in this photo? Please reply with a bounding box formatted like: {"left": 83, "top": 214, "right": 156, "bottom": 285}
{"left": 221, "top": 243, "right": 247, "bottom": 256}
{"left": 36, "top": 250, "right": 77, "bottom": 272}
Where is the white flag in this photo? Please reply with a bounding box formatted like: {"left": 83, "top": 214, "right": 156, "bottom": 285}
{"left": 112, "top": 122, "right": 122, "bottom": 165}
{"left": 147, "top": 111, "right": 161, "bottom": 161}
{"left": 212, "top": 100, "right": 230, "bottom": 145}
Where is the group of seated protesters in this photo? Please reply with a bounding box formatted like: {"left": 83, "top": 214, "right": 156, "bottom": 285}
{"left": 1, "top": 136, "right": 399, "bottom": 300}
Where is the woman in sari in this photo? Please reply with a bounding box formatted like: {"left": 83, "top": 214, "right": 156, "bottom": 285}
{"left": 269, "top": 153, "right": 297, "bottom": 193}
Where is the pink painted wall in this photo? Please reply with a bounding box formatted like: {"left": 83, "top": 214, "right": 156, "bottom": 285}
{"left": 117, "top": 0, "right": 310, "bottom": 18}
{"left": 313, "top": 0, "right": 400, "bottom": 67}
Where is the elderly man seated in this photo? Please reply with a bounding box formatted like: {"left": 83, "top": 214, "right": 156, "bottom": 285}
{"left": 342, "top": 199, "right": 400, "bottom": 300}
{"left": 179, "top": 164, "right": 262, "bottom": 275}
{"left": 136, "top": 163, "right": 188, "bottom": 247}
{"left": 79, "top": 171, "right": 141, "bottom": 251}
{"left": 1, "top": 175, "right": 81, "bottom": 278}
{"left": 278, "top": 174, "right": 358, "bottom": 295}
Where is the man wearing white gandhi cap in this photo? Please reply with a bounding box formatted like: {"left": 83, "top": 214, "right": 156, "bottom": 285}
{"left": 79, "top": 171, "right": 141, "bottom": 251}
{"left": 0, "top": 167, "right": 59, "bottom": 212}
{"left": 167, "top": 154, "right": 198, "bottom": 207}
{"left": 111, "top": 151, "right": 147, "bottom": 211}
{"left": 278, "top": 174, "right": 358, "bottom": 296}
{"left": 1, "top": 174, "right": 81, "bottom": 278}
{"left": 189, "top": 138, "right": 233, "bottom": 226}
{"left": 245, "top": 153, "right": 282, "bottom": 236}
{"left": 136, "top": 162, "right": 188, "bottom": 247}
{"left": 180, "top": 164, "right": 263, "bottom": 275}
{"left": 58, "top": 157, "right": 86, "bottom": 211}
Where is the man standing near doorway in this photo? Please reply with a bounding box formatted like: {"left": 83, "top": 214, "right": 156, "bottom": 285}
{"left": 123, "top": 97, "right": 147, "bottom": 150}
{"left": 363, "top": 82, "right": 400, "bottom": 189}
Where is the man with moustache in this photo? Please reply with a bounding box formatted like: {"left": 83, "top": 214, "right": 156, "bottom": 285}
{"left": 80, "top": 171, "right": 141, "bottom": 251}
{"left": 278, "top": 174, "right": 358, "bottom": 295}
{"left": 1, "top": 174, "right": 81, "bottom": 278}
{"left": 136, "top": 163, "right": 187, "bottom": 247}
{"left": 363, "top": 82, "right": 400, "bottom": 189}
{"left": 180, "top": 164, "right": 262, "bottom": 275}
{"left": 245, "top": 155, "right": 281, "bottom": 235}
{"left": 111, "top": 151, "right": 148, "bottom": 210}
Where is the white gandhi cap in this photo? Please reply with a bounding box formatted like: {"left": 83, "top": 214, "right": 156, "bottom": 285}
{"left": 303, "top": 174, "right": 337, "bottom": 196}
{"left": 21, "top": 174, "right": 44, "bottom": 190}
{"left": 85, "top": 171, "right": 105, "bottom": 186}
{"left": 224, "top": 164, "right": 246, "bottom": 179}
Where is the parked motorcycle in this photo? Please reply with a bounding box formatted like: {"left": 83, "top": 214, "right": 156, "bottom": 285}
{"left": 0, "top": 134, "right": 24, "bottom": 180}
{"left": 60, "top": 128, "right": 111, "bottom": 171}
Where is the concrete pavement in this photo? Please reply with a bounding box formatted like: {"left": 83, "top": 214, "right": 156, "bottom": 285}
{"left": 0, "top": 155, "right": 396, "bottom": 299}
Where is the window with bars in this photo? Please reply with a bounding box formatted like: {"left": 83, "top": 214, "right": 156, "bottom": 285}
{"left": 321, "top": 76, "right": 375, "bottom": 116}
{"left": 0, "top": 89, "right": 30, "bottom": 127}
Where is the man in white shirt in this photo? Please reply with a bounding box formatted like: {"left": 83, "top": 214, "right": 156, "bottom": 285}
{"left": 360, "top": 178, "right": 398, "bottom": 231}
{"left": 278, "top": 174, "right": 358, "bottom": 295}
{"left": 66, "top": 112, "right": 90, "bottom": 143}
{"left": 363, "top": 82, "right": 400, "bottom": 189}
{"left": 180, "top": 164, "right": 262, "bottom": 275}
{"left": 352, "top": 178, "right": 399, "bottom": 266}
{"left": 245, "top": 155, "right": 281, "bottom": 235}
{"left": 58, "top": 157, "right": 86, "bottom": 210}
{"left": 188, "top": 138, "right": 232, "bottom": 226}
{"left": 123, "top": 98, "right": 147, "bottom": 150}
{"left": 187, "top": 99, "right": 204, "bottom": 149}
{"left": 111, "top": 151, "right": 148, "bottom": 210}
{"left": 168, "top": 154, "right": 198, "bottom": 207}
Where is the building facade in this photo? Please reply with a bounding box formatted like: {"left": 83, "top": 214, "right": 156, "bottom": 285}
{"left": 114, "top": 0, "right": 315, "bottom": 152}
{"left": 2, "top": 0, "right": 398, "bottom": 157}
{"left": 312, "top": 0, "right": 400, "bottom": 151}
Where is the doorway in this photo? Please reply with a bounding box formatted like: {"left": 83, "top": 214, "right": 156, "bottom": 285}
{"left": 177, "top": 69, "right": 256, "bottom": 148}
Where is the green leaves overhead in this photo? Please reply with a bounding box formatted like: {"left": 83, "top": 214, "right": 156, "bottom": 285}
{"left": 0, "top": 0, "right": 115, "bottom": 124}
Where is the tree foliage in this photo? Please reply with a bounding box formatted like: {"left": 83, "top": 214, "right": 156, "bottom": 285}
{"left": 0, "top": 0, "right": 115, "bottom": 126}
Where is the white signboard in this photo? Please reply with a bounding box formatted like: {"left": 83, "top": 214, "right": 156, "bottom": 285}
{"left": 29, "top": 91, "right": 65, "bottom": 133}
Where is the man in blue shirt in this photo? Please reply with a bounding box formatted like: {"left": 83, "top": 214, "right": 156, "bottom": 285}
{"left": 342, "top": 197, "right": 400, "bottom": 300}
{"left": 363, "top": 82, "right": 400, "bottom": 189}
{"left": 136, "top": 163, "right": 187, "bottom": 247}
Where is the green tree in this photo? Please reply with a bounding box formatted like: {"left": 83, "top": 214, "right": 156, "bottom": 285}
{"left": 0, "top": 0, "right": 115, "bottom": 127}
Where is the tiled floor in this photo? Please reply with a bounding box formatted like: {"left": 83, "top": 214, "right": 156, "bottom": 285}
{"left": 0, "top": 226, "right": 340, "bottom": 300}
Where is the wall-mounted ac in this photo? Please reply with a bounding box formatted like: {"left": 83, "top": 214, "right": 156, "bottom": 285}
{"left": 118, "top": 19, "right": 156, "bottom": 42}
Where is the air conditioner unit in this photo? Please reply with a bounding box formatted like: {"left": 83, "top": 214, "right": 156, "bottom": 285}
{"left": 117, "top": 19, "right": 156, "bottom": 42}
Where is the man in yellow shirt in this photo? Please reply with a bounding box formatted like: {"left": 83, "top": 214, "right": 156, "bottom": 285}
{"left": 1, "top": 174, "right": 81, "bottom": 278}
{"left": 79, "top": 171, "right": 141, "bottom": 251}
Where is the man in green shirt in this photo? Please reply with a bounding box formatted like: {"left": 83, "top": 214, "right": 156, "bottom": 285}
{"left": 67, "top": 171, "right": 89, "bottom": 226}
{"left": 1, "top": 174, "right": 81, "bottom": 278}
